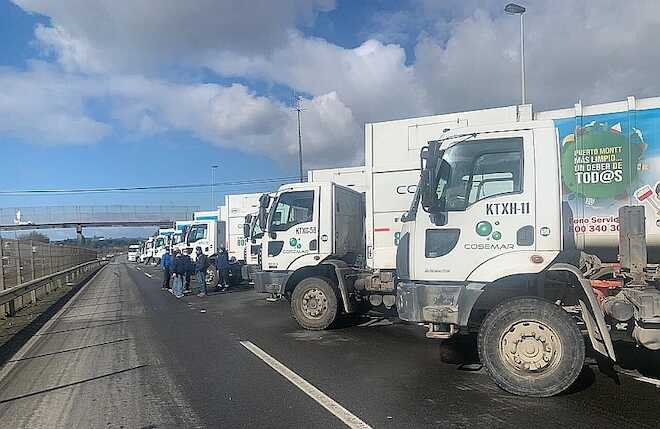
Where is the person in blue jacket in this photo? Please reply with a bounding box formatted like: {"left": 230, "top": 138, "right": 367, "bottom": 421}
{"left": 160, "top": 247, "right": 172, "bottom": 291}
{"left": 170, "top": 249, "right": 186, "bottom": 298}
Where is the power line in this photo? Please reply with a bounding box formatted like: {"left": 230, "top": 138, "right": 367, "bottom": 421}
{"left": 0, "top": 176, "right": 299, "bottom": 196}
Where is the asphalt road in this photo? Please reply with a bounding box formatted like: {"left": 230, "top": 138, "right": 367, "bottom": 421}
{"left": 0, "top": 259, "right": 659, "bottom": 428}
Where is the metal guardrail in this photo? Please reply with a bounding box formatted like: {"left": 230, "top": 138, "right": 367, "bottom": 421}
{"left": 0, "top": 236, "right": 99, "bottom": 317}
{"left": 0, "top": 260, "right": 106, "bottom": 311}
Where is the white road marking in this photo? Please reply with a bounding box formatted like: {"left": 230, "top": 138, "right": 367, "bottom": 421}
{"left": 0, "top": 265, "right": 108, "bottom": 384}
{"left": 240, "top": 340, "right": 372, "bottom": 429}
{"left": 144, "top": 273, "right": 153, "bottom": 278}
{"left": 136, "top": 267, "right": 141, "bottom": 271}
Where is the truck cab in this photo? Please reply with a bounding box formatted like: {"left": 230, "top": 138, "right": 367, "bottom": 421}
{"left": 127, "top": 244, "right": 140, "bottom": 262}
{"left": 254, "top": 182, "right": 365, "bottom": 326}
{"left": 183, "top": 219, "right": 226, "bottom": 287}
{"left": 152, "top": 228, "right": 175, "bottom": 264}
{"left": 397, "top": 119, "right": 660, "bottom": 397}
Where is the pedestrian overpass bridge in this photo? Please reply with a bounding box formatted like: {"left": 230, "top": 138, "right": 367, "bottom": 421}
{"left": 0, "top": 205, "right": 199, "bottom": 240}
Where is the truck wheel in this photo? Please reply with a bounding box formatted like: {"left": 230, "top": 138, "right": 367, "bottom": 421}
{"left": 478, "top": 296, "right": 585, "bottom": 397}
{"left": 206, "top": 264, "right": 219, "bottom": 289}
{"left": 291, "top": 277, "right": 338, "bottom": 330}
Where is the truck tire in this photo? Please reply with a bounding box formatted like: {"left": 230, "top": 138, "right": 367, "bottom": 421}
{"left": 206, "top": 263, "right": 219, "bottom": 289}
{"left": 477, "top": 296, "right": 585, "bottom": 397}
{"left": 291, "top": 277, "right": 338, "bottom": 330}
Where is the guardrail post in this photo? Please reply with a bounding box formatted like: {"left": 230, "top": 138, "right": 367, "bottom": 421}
{"left": 48, "top": 244, "right": 53, "bottom": 276}
{"left": 15, "top": 239, "right": 22, "bottom": 286}
{"left": 0, "top": 236, "right": 6, "bottom": 317}
{"left": 29, "top": 241, "right": 36, "bottom": 304}
{"left": 14, "top": 239, "right": 22, "bottom": 312}
{"left": 46, "top": 245, "right": 53, "bottom": 295}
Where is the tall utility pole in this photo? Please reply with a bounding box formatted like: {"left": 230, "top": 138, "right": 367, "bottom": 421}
{"left": 504, "top": 3, "right": 527, "bottom": 104}
{"left": 293, "top": 93, "right": 305, "bottom": 182}
{"left": 211, "top": 164, "right": 219, "bottom": 209}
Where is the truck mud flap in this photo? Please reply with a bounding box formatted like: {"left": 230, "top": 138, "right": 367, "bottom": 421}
{"left": 548, "top": 263, "right": 616, "bottom": 361}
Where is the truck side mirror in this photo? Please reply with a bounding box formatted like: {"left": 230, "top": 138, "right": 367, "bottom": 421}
{"left": 259, "top": 193, "right": 270, "bottom": 208}
{"left": 258, "top": 207, "right": 267, "bottom": 230}
{"left": 243, "top": 215, "right": 252, "bottom": 238}
{"left": 420, "top": 143, "right": 438, "bottom": 211}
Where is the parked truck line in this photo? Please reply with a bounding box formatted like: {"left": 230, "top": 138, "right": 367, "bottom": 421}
{"left": 252, "top": 95, "right": 660, "bottom": 397}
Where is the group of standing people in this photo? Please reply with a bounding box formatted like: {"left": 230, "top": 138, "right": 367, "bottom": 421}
{"left": 160, "top": 246, "right": 231, "bottom": 299}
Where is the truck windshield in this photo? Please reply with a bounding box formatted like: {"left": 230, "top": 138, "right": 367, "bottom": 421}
{"left": 430, "top": 137, "right": 523, "bottom": 211}
{"left": 270, "top": 191, "right": 314, "bottom": 232}
{"left": 187, "top": 224, "right": 208, "bottom": 243}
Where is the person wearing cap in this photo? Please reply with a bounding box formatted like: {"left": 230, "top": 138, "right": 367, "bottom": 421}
{"left": 194, "top": 246, "right": 209, "bottom": 297}
{"left": 170, "top": 248, "right": 186, "bottom": 298}
{"left": 160, "top": 247, "right": 172, "bottom": 291}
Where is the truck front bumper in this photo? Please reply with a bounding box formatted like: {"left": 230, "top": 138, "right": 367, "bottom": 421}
{"left": 396, "top": 282, "right": 484, "bottom": 326}
{"left": 253, "top": 271, "right": 289, "bottom": 295}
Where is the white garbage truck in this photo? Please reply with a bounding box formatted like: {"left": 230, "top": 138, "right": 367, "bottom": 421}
{"left": 223, "top": 193, "right": 261, "bottom": 280}
{"left": 245, "top": 169, "right": 368, "bottom": 280}
{"left": 183, "top": 196, "right": 261, "bottom": 286}
{"left": 153, "top": 228, "right": 176, "bottom": 264}
{"left": 171, "top": 220, "right": 193, "bottom": 254}
{"left": 140, "top": 237, "right": 155, "bottom": 263}
{"left": 254, "top": 96, "right": 660, "bottom": 397}
{"left": 183, "top": 210, "right": 226, "bottom": 287}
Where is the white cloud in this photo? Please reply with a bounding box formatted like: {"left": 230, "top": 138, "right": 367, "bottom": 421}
{"left": 211, "top": 32, "right": 431, "bottom": 123}
{"left": 0, "top": 62, "right": 110, "bottom": 144}
{"left": 15, "top": 0, "right": 336, "bottom": 73}
{"left": 0, "top": 62, "right": 355, "bottom": 166}
{"left": 413, "top": 0, "right": 660, "bottom": 111}
{"left": 281, "top": 92, "right": 361, "bottom": 167}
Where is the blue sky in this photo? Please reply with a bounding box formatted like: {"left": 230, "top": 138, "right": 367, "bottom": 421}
{"left": 3, "top": 0, "right": 660, "bottom": 238}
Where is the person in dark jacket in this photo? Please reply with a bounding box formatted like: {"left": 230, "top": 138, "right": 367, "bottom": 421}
{"left": 217, "top": 246, "right": 230, "bottom": 291}
{"left": 194, "top": 246, "right": 209, "bottom": 297}
{"left": 182, "top": 248, "right": 194, "bottom": 293}
{"left": 170, "top": 249, "right": 186, "bottom": 298}
{"left": 160, "top": 247, "right": 172, "bottom": 291}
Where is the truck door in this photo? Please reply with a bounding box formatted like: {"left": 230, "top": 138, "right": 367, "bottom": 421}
{"left": 264, "top": 189, "right": 319, "bottom": 271}
{"left": 412, "top": 130, "right": 538, "bottom": 282}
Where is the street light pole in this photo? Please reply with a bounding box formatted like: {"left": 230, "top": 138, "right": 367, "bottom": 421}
{"left": 293, "top": 92, "right": 305, "bottom": 183}
{"left": 297, "top": 107, "right": 303, "bottom": 183}
{"left": 519, "top": 12, "right": 526, "bottom": 104}
{"left": 504, "top": 3, "right": 527, "bottom": 105}
{"left": 211, "top": 164, "right": 219, "bottom": 209}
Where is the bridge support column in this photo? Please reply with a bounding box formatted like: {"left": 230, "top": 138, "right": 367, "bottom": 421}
{"left": 76, "top": 224, "right": 85, "bottom": 244}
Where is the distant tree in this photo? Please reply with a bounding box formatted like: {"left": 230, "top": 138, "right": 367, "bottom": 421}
{"left": 18, "top": 231, "right": 50, "bottom": 243}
